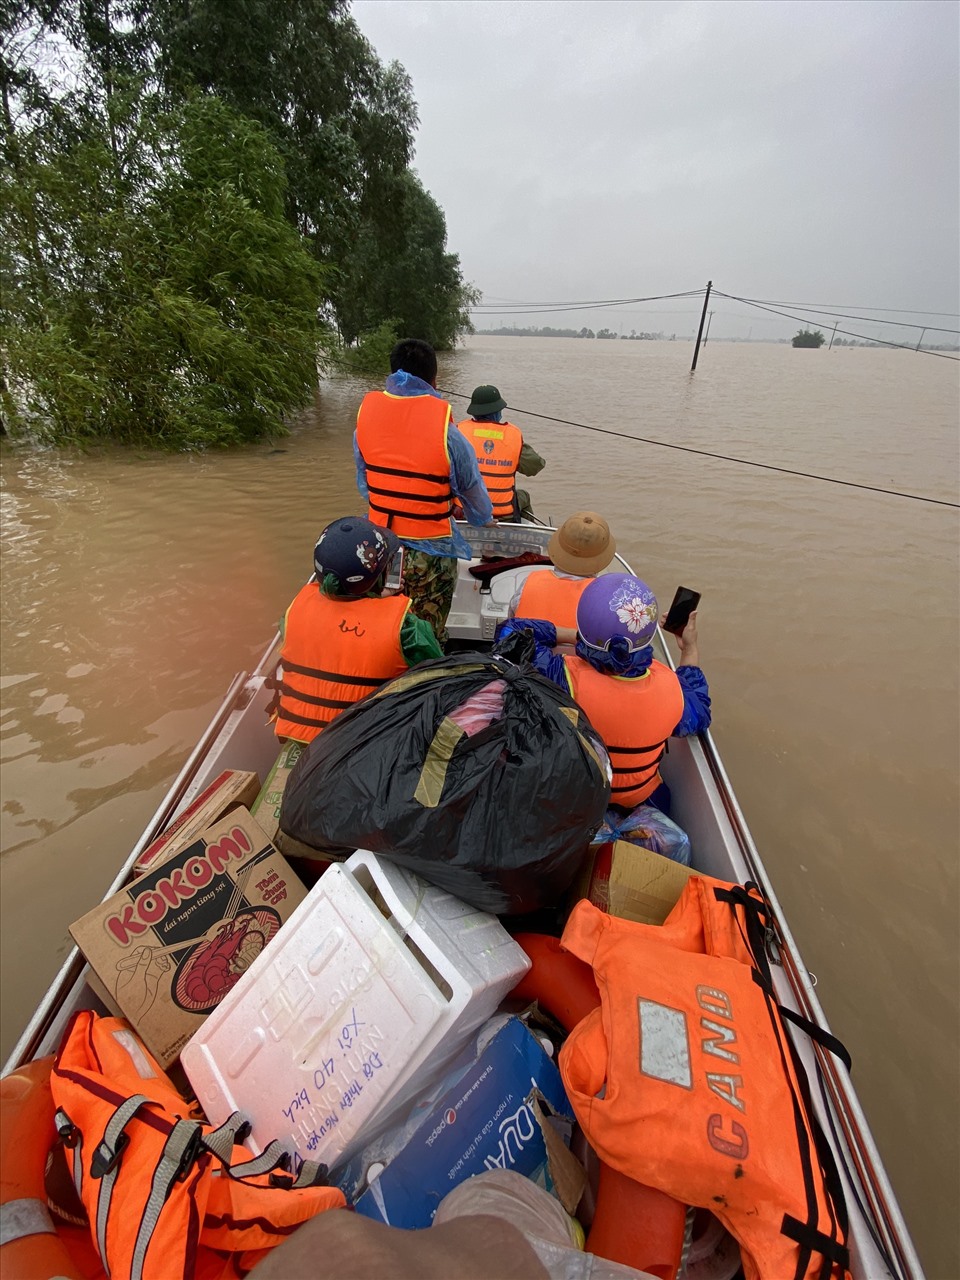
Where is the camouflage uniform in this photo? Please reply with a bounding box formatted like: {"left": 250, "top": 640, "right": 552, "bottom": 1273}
{"left": 401, "top": 550, "right": 460, "bottom": 648}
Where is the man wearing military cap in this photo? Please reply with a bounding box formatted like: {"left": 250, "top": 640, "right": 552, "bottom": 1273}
{"left": 459, "top": 384, "right": 545, "bottom": 522}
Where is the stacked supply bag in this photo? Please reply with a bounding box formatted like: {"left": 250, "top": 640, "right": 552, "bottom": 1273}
{"left": 279, "top": 649, "right": 611, "bottom": 915}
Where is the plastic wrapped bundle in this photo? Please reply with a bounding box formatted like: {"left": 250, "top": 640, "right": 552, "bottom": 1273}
{"left": 591, "top": 804, "right": 693, "bottom": 866}
{"left": 279, "top": 648, "right": 611, "bottom": 915}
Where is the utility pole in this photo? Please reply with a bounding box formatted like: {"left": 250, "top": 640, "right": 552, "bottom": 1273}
{"left": 915, "top": 327, "right": 926, "bottom": 352}
{"left": 703, "top": 310, "right": 715, "bottom": 346}
{"left": 690, "top": 281, "right": 712, "bottom": 372}
{"left": 828, "top": 322, "right": 839, "bottom": 350}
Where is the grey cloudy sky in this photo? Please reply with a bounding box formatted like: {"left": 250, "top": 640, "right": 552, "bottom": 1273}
{"left": 353, "top": 0, "right": 959, "bottom": 342}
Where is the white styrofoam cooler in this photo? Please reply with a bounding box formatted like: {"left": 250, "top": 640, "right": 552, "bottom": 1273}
{"left": 181, "top": 849, "right": 531, "bottom": 1171}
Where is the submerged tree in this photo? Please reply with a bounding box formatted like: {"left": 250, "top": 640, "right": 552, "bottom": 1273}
{"left": 1, "top": 0, "right": 476, "bottom": 446}
{"left": 332, "top": 169, "right": 477, "bottom": 350}
{"left": 792, "top": 328, "right": 826, "bottom": 348}
{"left": 1, "top": 77, "right": 324, "bottom": 446}
{"left": 148, "top": 0, "right": 475, "bottom": 345}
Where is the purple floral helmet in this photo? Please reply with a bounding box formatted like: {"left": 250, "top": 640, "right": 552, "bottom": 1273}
{"left": 576, "top": 574, "right": 659, "bottom": 653}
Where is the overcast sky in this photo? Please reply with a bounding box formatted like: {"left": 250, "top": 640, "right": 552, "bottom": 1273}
{"left": 353, "top": 0, "right": 959, "bottom": 343}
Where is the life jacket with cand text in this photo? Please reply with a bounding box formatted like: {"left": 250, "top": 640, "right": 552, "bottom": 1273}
{"left": 459, "top": 418, "right": 523, "bottom": 519}
{"left": 356, "top": 391, "right": 454, "bottom": 539}
{"left": 48, "top": 1012, "right": 344, "bottom": 1280}
{"left": 276, "top": 586, "right": 409, "bottom": 743}
{"left": 559, "top": 880, "right": 852, "bottom": 1280}
{"left": 563, "top": 655, "right": 684, "bottom": 806}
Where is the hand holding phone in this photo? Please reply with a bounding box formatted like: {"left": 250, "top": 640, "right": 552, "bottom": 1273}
{"left": 662, "top": 586, "right": 701, "bottom": 636}
{"left": 383, "top": 546, "right": 405, "bottom": 594}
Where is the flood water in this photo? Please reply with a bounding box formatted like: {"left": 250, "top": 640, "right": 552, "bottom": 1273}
{"left": 1, "top": 337, "right": 958, "bottom": 1275}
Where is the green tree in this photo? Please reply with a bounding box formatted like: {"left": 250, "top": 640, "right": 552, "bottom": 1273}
{"left": 148, "top": 0, "right": 477, "bottom": 345}
{"left": 1, "top": 0, "right": 476, "bottom": 446}
{"left": 151, "top": 0, "right": 417, "bottom": 251}
{"left": 1, "top": 82, "right": 324, "bottom": 446}
{"left": 792, "top": 328, "right": 826, "bottom": 348}
{"left": 332, "top": 169, "right": 477, "bottom": 350}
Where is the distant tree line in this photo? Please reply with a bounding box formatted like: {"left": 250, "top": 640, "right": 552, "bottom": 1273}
{"left": 1, "top": 0, "right": 477, "bottom": 448}
{"left": 479, "top": 325, "right": 667, "bottom": 340}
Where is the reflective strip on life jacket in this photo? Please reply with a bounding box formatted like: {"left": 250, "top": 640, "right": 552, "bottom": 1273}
{"left": 459, "top": 419, "right": 523, "bottom": 518}
{"left": 0, "top": 1057, "right": 85, "bottom": 1279}
{"left": 564, "top": 656, "right": 684, "bottom": 806}
{"left": 356, "top": 391, "right": 454, "bottom": 538}
{"left": 559, "top": 892, "right": 851, "bottom": 1280}
{"left": 276, "top": 587, "right": 409, "bottom": 743}
{"left": 516, "top": 570, "right": 592, "bottom": 631}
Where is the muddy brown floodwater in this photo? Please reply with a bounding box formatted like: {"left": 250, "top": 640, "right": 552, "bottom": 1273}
{"left": 1, "top": 338, "right": 957, "bottom": 1275}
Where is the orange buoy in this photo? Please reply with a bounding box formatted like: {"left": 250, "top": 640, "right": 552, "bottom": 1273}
{"left": 509, "top": 933, "right": 688, "bottom": 1280}
{"left": 510, "top": 933, "right": 600, "bottom": 1030}
{"left": 0, "top": 1056, "right": 85, "bottom": 1280}
{"left": 587, "top": 1162, "right": 688, "bottom": 1280}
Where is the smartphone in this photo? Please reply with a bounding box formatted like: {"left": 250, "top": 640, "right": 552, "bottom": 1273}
{"left": 384, "top": 546, "right": 405, "bottom": 593}
{"left": 662, "top": 586, "right": 701, "bottom": 635}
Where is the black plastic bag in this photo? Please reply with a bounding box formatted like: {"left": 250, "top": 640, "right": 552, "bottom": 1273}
{"left": 279, "top": 648, "right": 610, "bottom": 914}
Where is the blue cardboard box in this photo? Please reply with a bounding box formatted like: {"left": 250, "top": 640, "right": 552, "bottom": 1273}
{"left": 350, "top": 1017, "right": 579, "bottom": 1228}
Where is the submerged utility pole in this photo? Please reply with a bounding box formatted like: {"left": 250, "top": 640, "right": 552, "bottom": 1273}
{"left": 690, "top": 281, "right": 712, "bottom": 372}
{"left": 828, "top": 322, "right": 839, "bottom": 350}
{"left": 703, "top": 310, "right": 715, "bottom": 346}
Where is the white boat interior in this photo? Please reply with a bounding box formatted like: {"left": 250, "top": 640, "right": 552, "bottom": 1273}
{"left": 4, "top": 521, "right": 922, "bottom": 1280}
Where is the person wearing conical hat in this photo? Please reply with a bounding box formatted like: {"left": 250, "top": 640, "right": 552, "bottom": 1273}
{"left": 508, "top": 511, "right": 616, "bottom": 631}
{"left": 458, "top": 384, "right": 545, "bottom": 522}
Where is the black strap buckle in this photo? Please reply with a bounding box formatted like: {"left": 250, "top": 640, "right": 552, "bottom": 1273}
{"left": 90, "top": 1131, "right": 129, "bottom": 1179}
{"left": 764, "top": 923, "right": 782, "bottom": 966}
{"left": 175, "top": 1124, "right": 204, "bottom": 1182}
{"left": 56, "top": 1115, "right": 80, "bottom": 1149}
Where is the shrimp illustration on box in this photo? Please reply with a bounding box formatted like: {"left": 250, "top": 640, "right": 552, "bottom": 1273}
{"left": 174, "top": 908, "right": 279, "bottom": 1011}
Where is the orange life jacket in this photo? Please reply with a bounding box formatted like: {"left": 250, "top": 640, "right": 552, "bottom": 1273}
{"left": 0, "top": 1055, "right": 86, "bottom": 1280}
{"left": 558, "top": 886, "right": 851, "bottom": 1280}
{"left": 516, "top": 570, "right": 591, "bottom": 630}
{"left": 356, "top": 391, "right": 454, "bottom": 539}
{"left": 459, "top": 418, "right": 523, "bottom": 519}
{"left": 564, "top": 656, "right": 684, "bottom": 806}
{"left": 48, "top": 1012, "right": 344, "bottom": 1280}
{"left": 276, "top": 586, "right": 409, "bottom": 743}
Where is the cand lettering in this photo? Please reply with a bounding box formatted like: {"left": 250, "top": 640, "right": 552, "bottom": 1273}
{"left": 695, "top": 983, "right": 750, "bottom": 1158}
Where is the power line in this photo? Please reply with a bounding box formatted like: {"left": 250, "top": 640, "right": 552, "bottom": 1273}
{"left": 713, "top": 292, "right": 960, "bottom": 360}
{"left": 729, "top": 296, "right": 959, "bottom": 336}
{"left": 470, "top": 289, "right": 959, "bottom": 325}
{"left": 471, "top": 290, "right": 701, "bottom": 308}
{"left": 736, "top": 298, "right": 960, "bottom": 319}
{"left": 470, "top": 290, "right": 703, "bottom": 315}
{"left": 437, "top": 387, "right": 959, "bottom": 509}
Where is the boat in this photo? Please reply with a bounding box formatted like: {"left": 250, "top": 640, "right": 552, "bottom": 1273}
{"left": 2, "top": 520, "right": 923, "bottom": 1280}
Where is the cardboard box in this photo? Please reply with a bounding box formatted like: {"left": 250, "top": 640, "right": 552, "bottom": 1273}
{"left": 70, "top": 808, "right": 305, "bottom": 1067}
{"left": 250, "top": 741, "right": 305, "bottom": 842}
{"left": 251, "top": 741, "right": 351, "bottom": 868}
{"left": 573, "top": 840, "right": 693, "bottom": 925}
{"left": 134, "top": 770, "right": 261, "bottom": 875}
{"left": 348, "top": 1017, "right": 584, "bottom": 1228}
